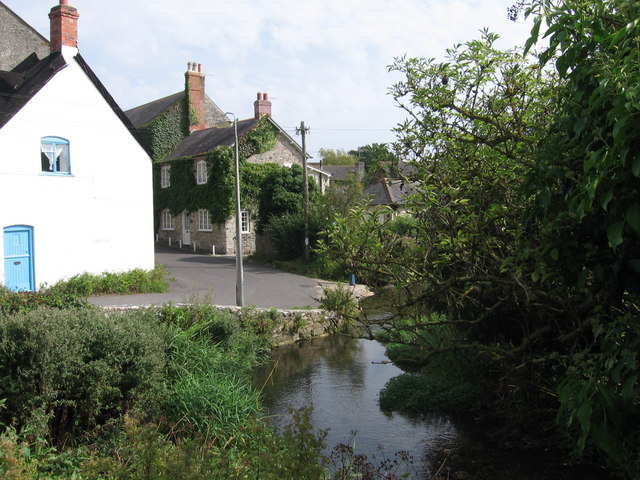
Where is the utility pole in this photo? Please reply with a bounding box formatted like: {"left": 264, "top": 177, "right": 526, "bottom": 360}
{"left": 296, "top": 121, "right": 310, "bottom": 261}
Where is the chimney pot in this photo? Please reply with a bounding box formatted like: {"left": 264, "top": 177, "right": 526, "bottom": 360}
{"left": 60, "top": 0, "right": 68, "bottom": 4}
{"left": 198, "top": 63, "right": 202, "bottom": 73}
{"left": 254, "top": 92, "right": 272, "bottom": 119}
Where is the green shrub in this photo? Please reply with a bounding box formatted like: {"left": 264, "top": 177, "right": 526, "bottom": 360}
{"left": 379, "top": 372, "right": 482, "bottom": 415}
{"left": 0, "top": 308, "right": 168, "bottom": 443}
{"left": 264, "top": 211, "right": 326, "bottom": 261}
{"left": 319, "top": 284, "right": 360, "bottom": 321}
{"left": 0, "top": 286, "right": 87, "bottom": 316}
{"left": 47, "top": 265, "right": 170, "bottom": 296}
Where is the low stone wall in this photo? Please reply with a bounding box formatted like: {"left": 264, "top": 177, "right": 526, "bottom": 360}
{"left": 99, "top": 304, "right": 344, "bottom": 346}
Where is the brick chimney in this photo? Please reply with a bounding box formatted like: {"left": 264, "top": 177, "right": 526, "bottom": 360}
{"left": 254, "top": 92, "right": 272, "bottom": 119}
{"left": 186, "top": 62, "right": 207, "bottom": 133}
{"left": 49, "top": 0, "right": 80, "bottom": 53}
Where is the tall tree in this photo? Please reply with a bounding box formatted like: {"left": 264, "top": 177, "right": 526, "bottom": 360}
{"left": 348, "top": 143, "right": 397, "bottom": 178}
{"left": 317, "top": 148, "right": 357, "bottom": 166}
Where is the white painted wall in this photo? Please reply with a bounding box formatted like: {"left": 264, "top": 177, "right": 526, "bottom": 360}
{"left": 0, "top": 48, "right": 154, "bottom": 289}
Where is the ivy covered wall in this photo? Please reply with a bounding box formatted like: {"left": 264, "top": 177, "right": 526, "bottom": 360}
{"left": 139, "top": 97, "right": 191, "bottom": 162}
{"left": 153, "top": 117, "right": 289, "bottom": 229}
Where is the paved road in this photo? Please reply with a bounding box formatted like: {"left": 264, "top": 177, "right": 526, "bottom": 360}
{"left": 89, "top": 246, "right": 331, "bottom": 309}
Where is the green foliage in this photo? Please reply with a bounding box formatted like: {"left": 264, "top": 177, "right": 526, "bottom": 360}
{"left": 556, "top": 312, "right": 640, "bottom": 477}
{"left": 264, "top": 211, "right": 327, "bottom": 260}
{"left": 257, "top": 163, "right": 318, "bottom": 231}
{"left": 348, "top": 143, "right": 398, "bottom": 181}
{"left": 318, "top": 19, "right": 640, "bottom": 474}
{"left": 162, "top": 333, "right": 259, "bottom": 442}
{"left": 46, "top": 265, "right": 170, "bottom": 296}
{"left": 238, "top": 118, "right": 279, "bottom": 158}
{"left": 0, "top": 286, "right": 87, "bottom": 316}
{"left": 318, "top": 148, "right": 357, "bottom": 166}
{"left": 379, "top": 373, "right": 481, "bottom": 415}
{"left": 318, "top": 284, "right": 360, "bottom": 321}
{"left": 0, "top": 308, "right": 168, "bottom": 443}
{"left": 140, "top": 99, "right": 190, "bottom": 161}
{"left": 317, "top": 176, "right": 363, "bottom": 222}
{"left": 521, "top": 0, "right": 640, "bottom": 297}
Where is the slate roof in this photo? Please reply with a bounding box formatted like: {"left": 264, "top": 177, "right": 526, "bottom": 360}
{"left": 162, "top": 118, "right": 261, "bottom": 162}
{"left": 125, "top": 92, "right": 183, "bottom": 127}
{"left": 0, "top": 51, "right": 153, "bottom": 157}
{"left": 0, "top": 51, "right": 66, "bottom": 128}
{"left": 323, "top": 162, "right": 365, "bottom": 182}
{"left": 125, "top": 92, "right": 228, "bottom": 128}
{"left": 362, "top": 178, "right": 418, "bottom": 206}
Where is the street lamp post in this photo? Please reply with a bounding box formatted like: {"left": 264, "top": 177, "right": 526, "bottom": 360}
{"left": 226, "top": 112, "right": 244, "bottom": 307}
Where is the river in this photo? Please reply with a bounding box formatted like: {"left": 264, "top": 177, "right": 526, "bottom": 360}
{"left": 254, "top": 334, "right": 459, "bottom": 478}
{"left": 253, "top": 334, "right": 614, "bottom": 480}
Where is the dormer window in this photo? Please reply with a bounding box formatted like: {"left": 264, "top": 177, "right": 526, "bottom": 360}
{"left": 41, "top": 137, "right": 70, "bottom": 174}
{"left": 196, "top": 160, "right": 207, "bottom": 184}
{"left": 161, "top": 165, "right": 171, "bottom": 188}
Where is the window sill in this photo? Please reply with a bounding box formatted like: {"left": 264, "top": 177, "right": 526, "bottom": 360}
{"left": 198, "top": 229, "right": 213, "bottom": 232}
{"left": 41, "top": 172, "right": 72, "bottom": 177}
{"left": 161, "top": 228, "right": 175, "bottom": 231}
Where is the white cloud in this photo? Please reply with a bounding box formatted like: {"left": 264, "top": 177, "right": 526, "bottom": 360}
{"left": 10, "top": 0, "right": 532, "bottom": 157}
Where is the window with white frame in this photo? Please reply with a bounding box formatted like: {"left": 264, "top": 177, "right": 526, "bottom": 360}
{"left": 198, "top": 209, "right": 212, "bottom": 231}
{"left": 241, "top": 210, "right": 250, "bottom": 234}
{"left": 40, "top": 136, "right": 70, "bottom": 174}
{"left": 161, "top": 209, "right": 174, "bottom": 230}
{"left": 196, "top": 160, "right": 207, "bottom": 184}
{"left": 160, "top": 165, "right": 170, "bottom": 188}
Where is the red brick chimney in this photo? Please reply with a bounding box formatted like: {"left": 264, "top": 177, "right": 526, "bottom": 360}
{"left": 49, "top": 0, "right": 80, "bottom": 52}
{"left": 254, "top": 92, "right": 272, "bottom": 119}
{"left": 186, "top": 62, "right": 207, "bottom": 133}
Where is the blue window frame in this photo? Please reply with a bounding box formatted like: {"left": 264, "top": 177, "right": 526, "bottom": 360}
{"left": 41, "top": 136, "right": 70, "bottom": 174}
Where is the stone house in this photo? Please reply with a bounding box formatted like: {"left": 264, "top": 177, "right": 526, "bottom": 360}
{"left": 0, "top": 1, "right": 50, "bottom": 71}
{"left": 0, "top": 1, "right": 154, "bottom": 291}
{"left": 126, "top": 66, "right": 330, "bottom": 255}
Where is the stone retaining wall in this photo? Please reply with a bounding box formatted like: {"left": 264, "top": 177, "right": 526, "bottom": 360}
{"left": 100, "top": 304, "right": 344, "bottom": 346}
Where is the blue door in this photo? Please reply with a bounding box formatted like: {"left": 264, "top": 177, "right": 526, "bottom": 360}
{"left": 3, "top": 226, "right": 35, "bottom": 292}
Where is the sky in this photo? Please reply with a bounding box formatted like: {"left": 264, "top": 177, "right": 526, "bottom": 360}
{"left": 9, "top": 0, "right": 533, "bottom": 160}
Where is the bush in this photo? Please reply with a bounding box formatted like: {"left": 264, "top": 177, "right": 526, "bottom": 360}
{"left": 264, "top": 211, "right": 327, "bottom": 261}
{"left": 379, "top": 372, "right": 482, "bottom": 415}
{"left": 47, "top": 265, "right": 170, "bottom": 296}
{"left": 319, "top": 283, "right": 360, "bottom": 321}
{"left": 0, "top": 308, "right": 168, "bottom": 443}
{"left": 0, "top": 286, "right": 87, "bottom": 316}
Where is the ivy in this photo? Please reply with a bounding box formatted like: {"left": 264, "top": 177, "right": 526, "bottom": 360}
{"left": 140, "top": 97, "right": 190, "bottom": 161}
{"left": 238, "top": 119, "right": 279, "bottom": 158}
{"left": 154, "top": 116, "right": 286, "bottom": 227}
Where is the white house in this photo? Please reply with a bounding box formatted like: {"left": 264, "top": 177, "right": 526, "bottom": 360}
{"left": 0, "top": 1, "right": 154, "bottom": 291}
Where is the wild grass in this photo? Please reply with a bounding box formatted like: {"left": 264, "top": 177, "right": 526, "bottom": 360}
{"left": 46, "top": 265, "right": 170, "bottom": 296}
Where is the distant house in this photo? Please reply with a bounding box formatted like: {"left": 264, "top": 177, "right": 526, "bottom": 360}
{"left": 369, "top": 160, "right": 418, "bottom": 185}
{"left": 0, "top": 1, "right": 154, "bottom": 291}
{"left": 323, "top": 162, "right": 366, "bottom": 187}
{"left": 126, "top": 66, "right": 330, "bottom": 255}
{"left": 362, "top": 178, "right": 418, "bottom": 223}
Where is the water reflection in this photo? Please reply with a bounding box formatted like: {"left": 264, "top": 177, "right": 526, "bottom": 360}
{"left": 253, "top": 335, "right": 458, "bottom": 478}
